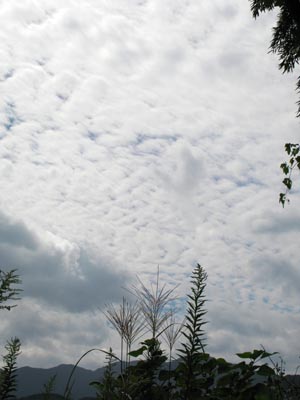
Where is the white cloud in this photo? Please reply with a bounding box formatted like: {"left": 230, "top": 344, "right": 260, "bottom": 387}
{"left": 0, "top": 0, "right": 299, "bottom": 373}
{"left": 158, "top": 139, "right": 206, "bottom": 193}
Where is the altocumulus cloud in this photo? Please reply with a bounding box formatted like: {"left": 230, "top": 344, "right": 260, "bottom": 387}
{"left": 0, "top": 0, "right": 300, "bottom": 372}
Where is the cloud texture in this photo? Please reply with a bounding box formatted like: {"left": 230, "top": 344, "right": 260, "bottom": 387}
{"left": 0, "top": 0, "right": 299, "bottom": 371}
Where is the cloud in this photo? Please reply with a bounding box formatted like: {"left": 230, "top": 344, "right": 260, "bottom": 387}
{"left": 250, "top": 255, "right": 300, "bottom": 301}
{"left": 1, "top": 298, "right": 112, "bottom": 368}
{"left": 0, "top": 211, "right": 131, "bottom": 313}
{"left": 0, "top": 0, "right": 299, "bottom": 372}
{"left": 0, "top": 212, "right": 39, "bottom": 250}
{"left": 158, "top": 139, "right": 206, "bottom": 194}
{"left": 252, "top": 210, "right": 300, "bottom": 235}
{"left": 208, "top": 299, "right": 300, "bottom": 368}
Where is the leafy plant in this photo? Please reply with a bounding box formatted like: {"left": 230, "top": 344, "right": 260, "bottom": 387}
{"left": 63, "top": 348, "right": 120, "bottom": 399}
{"left": 280, "top": 143, "right": 300, "bottom": 206}
{"left": 0, "top": 270, "right": 22, "bottom": 400}
{"left": 212, "top": 349, "right": 281, "bottom": 399}
{"left": 42, "top": 375, "right": 57, "bottom": 400}
{"left": 249, "top": 1, "right": 300, "bottom": 206}
{"left": 90, "top": 348, "right": 119, "bottom": 400}
{"left": 127, "top": 337, "right": 168, "bottom": 400}
{"left": 250, "top": 0, "right": 300, "bottom": 113}
{"left": 0, "top": 270, "right": 22, "bottom": 311}
{"left": 176, "top": 263, "right": 208, "bottom": 400}
{"left": 40, "top": 264, "right": 300, "bottom": 400}
{"left": 112, "top": 268, "right": 180, "bottom": 400}
{"left": 0, "top": 337, "right": 21, "bottom": 400}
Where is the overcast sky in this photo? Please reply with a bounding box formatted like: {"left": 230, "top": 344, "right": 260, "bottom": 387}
{"left": 1, "top": 0, "right": 300, "bottom": 372}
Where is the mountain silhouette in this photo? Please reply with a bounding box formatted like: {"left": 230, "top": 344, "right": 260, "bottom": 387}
{"left": 16, "top": 364, "right": 107, "bottom": 400}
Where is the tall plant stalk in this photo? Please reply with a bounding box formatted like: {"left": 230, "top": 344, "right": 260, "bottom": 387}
{"left": 177, "top": 264, "right": 208, "bottom": 400}
{"left": 104, "top": 297, "right": 144, "bottom": 371}
{"left": 64, "top": 348, "right": 123, "bottom": 399}
{"left": 129, "top": 267, "right": 179, "bottom": 339}
{"left": 0, "top": 337, "right": 21, "bottom": 400}
{"left": 163, "top": 314, "right": 184, "bottom": 397}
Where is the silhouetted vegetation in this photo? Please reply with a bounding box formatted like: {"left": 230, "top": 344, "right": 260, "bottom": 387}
{"left": 0, "top": 270, "right": 21, "bottom": 311}
{"left": 89, "top": 264, "right": 300, "bottom": 399}
{"left": 0, "top": 269, "right": 22, "bottom": 400}
{"left": 2, "top": 265, "right": 300, "bottom": 399}
{"left": 249, "top": 1, "right": 300, "bottom": 206}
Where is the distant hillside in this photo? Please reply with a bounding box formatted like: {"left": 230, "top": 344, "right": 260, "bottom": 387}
{"left": 18, "top": 396, "right": 96, "bottom": 400}
{"left": 18, "top": 395, "right": 65, "bottom": 400}
{"left": 16, "top": 364, "right": 106, "bottom": 400}
{"left": 15, "top": 362, "right": 300, "bottom": 400}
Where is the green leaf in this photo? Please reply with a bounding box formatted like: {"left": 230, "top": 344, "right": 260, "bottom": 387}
{"left": 282, "top": 177, "right": 292, "bottom": 190}
{"left": 292, "top": 146, "right": 299, "bottom": 156}
{"left": 128, "top": 345, "right": 147, "bottom": 357}
{"left": 236, "top": 351, "right": 253, "bottom": 359}
{"left": 236, "top": 349, "right": 274, "bottom": 361}
{"left": 279, "top": 193, "right": 286, "bottom": 207}
{"left": 89, "top": 381, "right": 101, "bottom": 388}
{"left": 285, "top": 143, "right": 292, "bottom": 155}
{"left": 257, "top": 364, "right": 275, "bottom": 377}
{"left": 280, "top": 162, "right": 289, "bottom": 175}
{"left": 158, "top": 369, "right": 172, "bottom": 381}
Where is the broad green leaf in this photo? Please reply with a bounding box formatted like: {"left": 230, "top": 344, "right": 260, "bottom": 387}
{"left": 280, "top": 162, "right": 289, "bottom": 175}
{"left": 128, "top": 345, "right": 147, "bottom": 357}
{"left": 236, "top": 349, "right": 274, "bottom": 361}
{"left": 292, "top": 146, "right": 299, "bottom": 156}
{"left": 285, "top": 143, "right": 292, "bottom": 155}
{"left": 257, "top": 364, "right": 275, "bottom": 376}
{"left": 236, "top": 351, "right": 253, "bottom": 359}
{"left": 283, "top": 177, "right": 292, "bottom": 190}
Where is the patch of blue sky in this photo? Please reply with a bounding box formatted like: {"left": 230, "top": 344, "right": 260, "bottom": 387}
{"left": 3, "top": 102, "right": 21, "bottom": 131}
{"left": 271, "top": 303, "right": 295, "bottom": 314}
{"left": 130, "top": 132, "right": 179, "bottom": 156}
{"left": 30, "top": 141, "right": 39, "bottom": 152}
{"left": 248, "top": 292, "right": 255, "bottom": 302}
{"left": 135, "top": 132, "right": 178, "bottom": 143}
{"left": 87, "top": 130, "right": 99, "bottom": 141}
{"left": 245, "top": 241, "right": 254, "bottom": 249}
{"left": 211, "top": 272, "right": 226, "bottom": 290}
{"left": 56, "top": 93, "right": 69, "bottom": 102}
{"left": 4, "top": 115, "right": 17, "bottom": 131}
{"left": 164, "top": 297, "right": 186, "bottom": 316}
{"left": 243, "top": 283, "right": 251, "bottom": 289}
{"left": 262, "top": 296, "right": 269, "bottom": 304}
{"left": 234, "top": 176, "right": 264, "bottom": 188}
{"left": 126, "top": 135, "right": 157, "bottom": 157}
{"left": 31, "top": 156, "right": 54, "bottom": 167}
{"left": 1, "top": 69, "right": 14, "bottom": 81}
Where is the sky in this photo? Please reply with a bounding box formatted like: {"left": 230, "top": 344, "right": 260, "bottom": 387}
{"left": 0, "top": 0, "right": 300, "bottom": 373}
